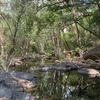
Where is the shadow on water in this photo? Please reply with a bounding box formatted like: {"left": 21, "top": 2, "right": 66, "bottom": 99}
{"left": 11, "top": 57, "right": 100, "bottom": 100}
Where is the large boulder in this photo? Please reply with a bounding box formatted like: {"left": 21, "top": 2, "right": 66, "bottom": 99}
{"left": 0, "top": 70, "right": 36, "bottom": 91}
{"left": 0, "top": 80, "right": 35, "bottom": 100}
{"left": 83, "top": 45, "right": 100, "bottom": 60}
{"left": 0, "top": 70, "right": 36, "bottom": 100}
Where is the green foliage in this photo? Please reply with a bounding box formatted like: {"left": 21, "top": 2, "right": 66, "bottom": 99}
{"left": 1, "top": 0, "right": 100, "bottom": 57}
{"left": 68, "top": 71, "right": 79, "bottom": 86}
{"left": 31, "top": 43, "right": 39, "bottom": 53}
{"left": 13, "top": 48, "right": 22, "bottom": 55}
{"left": 91, "top": 10, "right": 100, "bottom": 25}
{"left": 58, "top": 54, "right": 66, "bottom": 59}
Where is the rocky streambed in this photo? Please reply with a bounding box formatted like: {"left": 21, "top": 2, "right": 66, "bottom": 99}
{"left": 1, "top": 44, "right": 100, "bottom": 99}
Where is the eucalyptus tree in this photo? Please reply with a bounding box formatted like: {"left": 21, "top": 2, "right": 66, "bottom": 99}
{"left": 35, "top": 5, "right": 65, "bottom": 57}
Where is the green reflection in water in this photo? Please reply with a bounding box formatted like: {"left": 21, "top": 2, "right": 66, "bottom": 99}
{"left": 31, "top": 70, "right": 100, "bottom": 100}
{"left": 10, "top": 57, "right": 100, "bottom": 100}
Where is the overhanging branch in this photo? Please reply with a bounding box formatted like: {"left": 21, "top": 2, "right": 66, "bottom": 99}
{"left": 38, "top": 1, "right": 97, "bottom": 11}
{"left": 77, "top": 21, "right": 100, "bottom": 39}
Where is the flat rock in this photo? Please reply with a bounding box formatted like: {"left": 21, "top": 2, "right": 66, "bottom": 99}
{"left": 30, "top": 62, "right": 83, "bottom": 72}
{"left": 78, "top": 68, "right": 100, "bottom": 78}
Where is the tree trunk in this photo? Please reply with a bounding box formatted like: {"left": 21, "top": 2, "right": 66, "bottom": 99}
{"left": 39, "top": 42, "right": 44, "bottom": 53}
{"left": 50, "top": 28, "right": 61, "bottom": 58}
{"left": 70, "top": 0, "right": 81, "bottom": 48}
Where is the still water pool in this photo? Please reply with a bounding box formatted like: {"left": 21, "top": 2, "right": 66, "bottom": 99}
{"left": 30, "top": 70, "right": 100, "bottom": 100}
{"left": 13, "top": 58, "right": 100, "bottom": 100}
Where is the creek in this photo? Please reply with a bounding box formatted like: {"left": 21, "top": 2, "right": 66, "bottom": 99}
{"left": 11, "top": 57, "right": 100, "bottom": 100}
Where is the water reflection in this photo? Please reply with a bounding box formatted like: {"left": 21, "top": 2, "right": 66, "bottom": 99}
{"left": 30, "top": 71, "right": 76, "bottom": 100}
{"left": 12, "top": 57, "right": 100, "bottom": 100}
{"left": 30, "top": 70, "right": 100, "bottom": 100}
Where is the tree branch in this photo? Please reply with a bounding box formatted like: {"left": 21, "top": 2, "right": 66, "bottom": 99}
{"left": 77, "top": 21, "right": 100, "bottom": 39}
{"left": 38, "top": 1, "right": 97, "bottom": 11}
